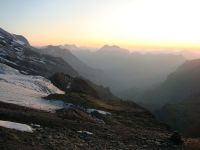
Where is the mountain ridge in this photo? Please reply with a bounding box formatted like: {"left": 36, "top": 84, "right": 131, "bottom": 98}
{"left": 0, "top": 28, "right": 78, "bottom": 78}
{"left": 33, "top": 45, "right": 102, "bottom": 80}
{"left": 97, "top": 45, "right": 130, "bottom": 54}
{"left": 138, "top": 59, "right": 200, "bottom": 137}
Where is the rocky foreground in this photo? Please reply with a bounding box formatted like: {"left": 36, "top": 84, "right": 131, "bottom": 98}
{"left": 0, "top": 93, "right": 185, "bottom": 150}
{"left": 0, "top": 71, "right": 188, "bottom": 150}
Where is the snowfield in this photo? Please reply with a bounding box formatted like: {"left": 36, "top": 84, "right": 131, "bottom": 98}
{"left": 0, "top": 120, "right": 33, "bottom": 133}
{"left": 0, "top": 63, "right": 65, "bottom": 112}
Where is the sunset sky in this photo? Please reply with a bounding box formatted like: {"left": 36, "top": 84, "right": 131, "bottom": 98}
{"left": 1, "top": 0, "right": 200, "bottom": 50}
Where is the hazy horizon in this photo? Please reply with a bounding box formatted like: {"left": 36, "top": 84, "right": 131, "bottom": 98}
{"left": 1, "top": 0, "right": 200, "bottom": 51}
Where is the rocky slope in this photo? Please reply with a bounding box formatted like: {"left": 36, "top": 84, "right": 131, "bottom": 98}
{"left": 0, "top": 64, "right": 184, "bottom": 149}
{"left": 0, "top": 98, "right": 184, "bottom": 150}
{"left": 50, "top": 72, "right": 118, "bottom": 101}
{"left": 0, "top": 28, "right": 77, "bottom": 78}
{"left": 0, "top": 68, "right": 184, "bottom": 149}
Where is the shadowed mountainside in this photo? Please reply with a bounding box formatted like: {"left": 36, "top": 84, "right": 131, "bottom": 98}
{"left": 50, "top": 72, "right": 119, "bottom": 101}
{"left": 0, "top": 28, "right": 77, "bottom": 78}
{"left": 138, "top": 59, "right": 200, "bottom": 137}
{"left": 33, "top": 45, "right": 102, "bottom": 80}
{"left": 140, "top": 59, "right": 200, "bottom": 110}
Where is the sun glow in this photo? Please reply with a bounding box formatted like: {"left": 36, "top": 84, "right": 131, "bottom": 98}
{"left": 84, "top": 0, "right": 200, "bottom": 49}
{"left": 2, "top": 0, "right": 200, "bottom": 49}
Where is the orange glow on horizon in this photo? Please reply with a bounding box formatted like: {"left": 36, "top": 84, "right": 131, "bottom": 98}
{"left": 29, "top": 36, "right": 200, "bottom": 51}
{"left": 6, "top": 0, "right": 200, "bottom": 52}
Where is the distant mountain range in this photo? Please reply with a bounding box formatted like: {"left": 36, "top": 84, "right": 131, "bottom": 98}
{"left": 33, "top": 45, "right": 102, "bottom": 80}
{"left": 34, "top": 44, "right": 186, "bottom": 96}
{"left": 70, "top": 45, "right": 186, "bottom": 94}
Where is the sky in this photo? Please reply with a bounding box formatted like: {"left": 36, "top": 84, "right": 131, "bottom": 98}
{"left": 1, "top": 0, "right": 200, "bottom": 50}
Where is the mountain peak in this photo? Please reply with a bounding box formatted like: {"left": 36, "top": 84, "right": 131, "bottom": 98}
{"left": 97, "top": 45, "right": 130, "bottom": 54}
{"left": 0, "top": 28, "right": 29, "bottom": 47}
{"left": 63, "top": 44, "right": 79, "bottom": 51}
{"left": 13, "top": 34, "right": 30, "bottom": 46}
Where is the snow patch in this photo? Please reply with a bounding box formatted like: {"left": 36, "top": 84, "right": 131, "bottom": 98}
{"left": 0, "top": 63, "right": 20, "bottom": 75}
{"left": 0, "top": 63, "right": 65, "bottom": 112}
{"left": 66, "top": 82, "right": 71, "bottom": 89}
{"left": 87, "top": 109, "right": 111, "bottom": 115}
{"left": 77, "top": 130, "right": 93, "bottom": 135}
{"left": 0, "top": 82, "right": 65, "bottom": 112}
{"left": 0, "top": 120, "right": 33, "bottom": 133}
{"left": 30, "top": 123, "right": 41, "bottom": 128}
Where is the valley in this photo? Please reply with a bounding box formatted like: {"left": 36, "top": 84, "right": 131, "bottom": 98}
{"left": 0, "top": 28, "right": 187, "bottom": 149}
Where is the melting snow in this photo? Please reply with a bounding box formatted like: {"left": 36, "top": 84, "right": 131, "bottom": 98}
{"left": 0, "top": 120, "right": 33, "bottom": 133}
{"left": 77, "top": 130, "right": 93, "bottom": 135}
{"left": 30, "top": 123, "right": 41, "bottom": 128}
{"left": 0, "top": 63, "right": 65, "bottom": 112}
{"left": 0, "top": 63, "right": 19, "bottom": 75}
{"left": 87, "top": 108, "right": 111, "bottom": 115}
{"left": 66, "top": 82, "right": 71, "bottom": 89}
